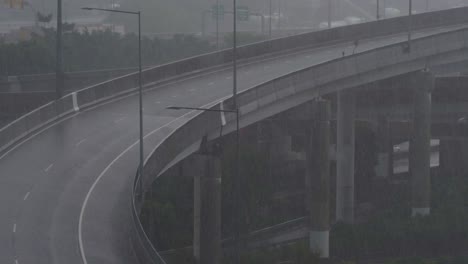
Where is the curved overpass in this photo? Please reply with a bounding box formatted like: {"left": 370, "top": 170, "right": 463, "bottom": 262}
{"left": 1, "top": 8, "right": 468, "bottom": 264}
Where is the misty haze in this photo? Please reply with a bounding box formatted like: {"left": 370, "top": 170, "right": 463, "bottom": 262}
{"left": 1, "top": 1, "right": 468, "bottom": 264}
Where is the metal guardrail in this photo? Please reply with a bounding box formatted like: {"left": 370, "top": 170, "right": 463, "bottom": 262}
{"left": 0, "top": 68, "right": 142, "bottom": 93}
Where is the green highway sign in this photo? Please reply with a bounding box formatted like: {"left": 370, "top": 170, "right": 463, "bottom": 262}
{"left": 212, "top": 4, "right": 224, "bottom": 20}
{"left": 236, "top": 5, "right": 250, "bottom": 21}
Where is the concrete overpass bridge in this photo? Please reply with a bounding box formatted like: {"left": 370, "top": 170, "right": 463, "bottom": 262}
{"left": 2, "top": 7, "right": 468, "bottom": 264}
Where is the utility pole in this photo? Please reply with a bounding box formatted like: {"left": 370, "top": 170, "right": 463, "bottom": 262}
{"left": 328, "top": 0, "right": 332, "bottom": 29}
{"left": 269, "top": 0, "right": 272, "bottom": 38}
{"left": 376, "top": 0, "right": 380, "bottom": 20}
{"left": 56, "top": 0, "right": 63, "bottom": 99}
{"left": 216, "top": 0, "right": 220, "bottom": 49}
{"left": 277, "top": 0, "right": 281, "bottom": 30}
{"left": 232, "top": 0, "right": 240, "bottom": 263}
{"left": 408, "top": 0, "right": 412, "bottom": 48}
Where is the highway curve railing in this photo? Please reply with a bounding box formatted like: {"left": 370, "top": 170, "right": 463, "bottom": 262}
{"left": 3, "top": 7, "right": 468, "bottom": 156}
{"left": 136, "top": 25, "right": 468, "bottom": 263}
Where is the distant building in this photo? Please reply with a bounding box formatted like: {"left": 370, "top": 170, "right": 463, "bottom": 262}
{"left": 2, "top": 0, "right": 25, "bottom": 9}
{"left": 1, "top": 25, "right": 44, "bottom": 43}
{"left": 75, "top": 23, "right": 126, "bottom": 35}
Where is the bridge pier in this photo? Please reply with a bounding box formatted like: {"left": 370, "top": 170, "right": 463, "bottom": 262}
{"left": 336, "top": 90, "right": 356, "bottom": 224}
{"left": 410, "top": 70, "right": 434, "bottom": 217}
{"left": 375, "top": 116, "right": 393, "bottom": 179}
{"left": 440, "top": 138, "right": 468, "bottom": 178}
{"left": 193, "top": 138, "right": 222, "bottom": 264}
{"left": 306, "top": 99, "right": 331, "bottom": 258}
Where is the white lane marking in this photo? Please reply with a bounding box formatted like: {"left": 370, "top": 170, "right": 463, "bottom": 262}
{"left": 13, "top": 224, "right": 16, "bottom": 233}
{"left": 226, "top": 76, "right": 232, "bottom": 80}
{"left": 189, "top": 88, "right": 196, "bottom": 92}
{"left": 220, "top": 102, "right": 227, "bottom": 126}
{"left": 75, "top": 138, "right": 87, "bottom": 147}
{"left": 23, "top": 192, "right": 30, "bottom": 201}
{"left": 171, "top": 95, "right": 177, "bottom": 98}
{"left": 45, "top": 163, "right": 54, "bottom": 172}
{"left": 154, "top": 101, "right": 161, "bottom": 104}
{"left": 78, "top": 119, "right": 183, "bottom": 264}
{"left": 208, "top": 82, "right": 215, "bottom": 86}
{"left": 114, "top": 116, "right": 127, "bottom": 123}
{"left": 72, "top": 92, "right": 80, "bottom": 112}
{"left": 78, "top": 95, "right": 231, "bottom": 264}
{"left": 15, "top": 259, "right": 18, "bottom": 264}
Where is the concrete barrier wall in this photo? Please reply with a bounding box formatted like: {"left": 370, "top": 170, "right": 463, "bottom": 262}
{"left": 0, "top": 92, "right": 55, "bottom": 122}
{"left": 76, "top": 7, "right": 468, "bottom": 112}
{"left": 0, "top": 68, "right": 138, "bottom": 93}
{"left": 137, "top": 26, "right": 468, "bottom": 263}
{"left": 0, "top": 94, "right": 75, "bottom": 154}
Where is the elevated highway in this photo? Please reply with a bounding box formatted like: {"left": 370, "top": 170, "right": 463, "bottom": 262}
{"left": 1, "top": 7, "right": 468, "bottom": 264}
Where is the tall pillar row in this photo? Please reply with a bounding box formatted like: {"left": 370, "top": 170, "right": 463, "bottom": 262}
{"left": 409, "top": 70, "right": 434, "bottom": 217}
{"left": 306, "top": 99, "right": 331, "bottom": 258}
{"left": 336, "top": 90, "right": 356, "bottom": 224}
{"left": 193, "top": 138, "right": 222, "bottom": 264}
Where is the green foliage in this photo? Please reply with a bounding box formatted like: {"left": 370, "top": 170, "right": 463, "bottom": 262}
{"left": 383, "top": 256, "right": 468, "bottom": 264}
{"left": 224, "top": 241, "right": 320, "bottom": 264}
{"left": 0, "top": 27, "right": 213, "bottom": 76}
{"left": 141, "top": 166, "right": 194, "bottom": 250}
{"left": 221, "top": 135, "right": 299, "bottom": 237}
{"left": 36, "top": 12, "right": 53, "bottom": 23}
{"left": 331, "top": 170, "right": 468, "bottom": 261}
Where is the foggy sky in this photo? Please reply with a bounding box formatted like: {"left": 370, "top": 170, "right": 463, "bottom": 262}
{"left": 1, "top": 0, "right": 468, "bottom": 33}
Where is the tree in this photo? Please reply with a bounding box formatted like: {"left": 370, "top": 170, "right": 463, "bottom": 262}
{"left": 36, "top": 12, "right": 53, "bottom": 27}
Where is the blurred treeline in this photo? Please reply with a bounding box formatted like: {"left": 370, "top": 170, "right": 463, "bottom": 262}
{"left": 0, "top": 26, "right": 214, "bottom": 76}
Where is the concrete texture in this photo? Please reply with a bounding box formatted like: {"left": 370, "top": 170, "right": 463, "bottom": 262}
{"left": 336, "top": 91, "right": 356, "bottom": 224}
{"left": 410, "top": 71, "right": 434, "bottom": 217}
{"left": 306, "top": 99, "right": 331, "bottom": 258}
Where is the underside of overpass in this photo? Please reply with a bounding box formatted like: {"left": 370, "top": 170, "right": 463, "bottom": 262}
{"left": 148, "top": 68, "right": 468, "bottom": 262}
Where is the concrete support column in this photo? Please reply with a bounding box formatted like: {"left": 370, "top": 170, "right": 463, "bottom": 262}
{"left": 306, "top": 99, "right": 331, "bottom": 258}
{"left": 440, "top": 138, "right": 468, "bottom": 179}
{"left": 336, "top": 90, "right": 356, "bottom": 224}
{"left": 193, "top": 139, "right": 222, "bottom": 264}
{"left": 375, "top": 116, "right": 393, "bottom": 179}
{"left": 410, "top": 70, "right": 434, "bottom": 217}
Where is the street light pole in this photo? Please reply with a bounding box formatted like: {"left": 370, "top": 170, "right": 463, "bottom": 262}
{"left": 376, "top": 0, "right": 380, "bottom": 20}
{"left": 233, "top": 1, "right": 237, "bottom": 108}
{"left": 277, "top": 0, "right": 281, "bottom": 30}
{"left": 138, "top": 11, "right": 144, "bottom": 185}
{"left": 408, "top": 0, "right": 412, "bottom": 47}
{"left": 216, "top": 0, "right": 220, "bottom": 49}
{"left": 232, "top": 1, "right": 241, "bottom": 263}
{"left": 56, "top": 0, "right": 63, "bottom": 99}
{"left": 82, "top": 7, "right": 144, "bottom": 187}
{"left": 268, "top": 0, "right": 272, "bottom": 38}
